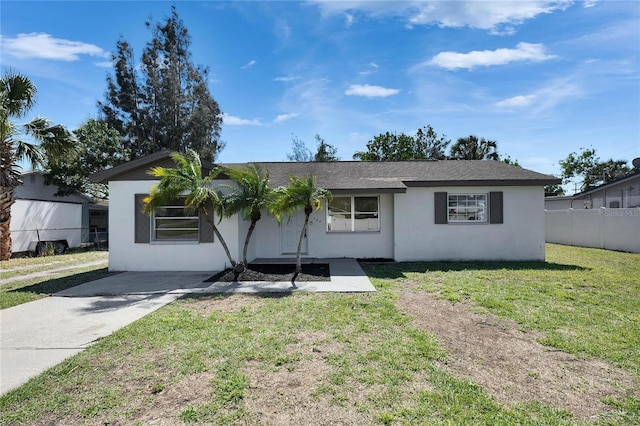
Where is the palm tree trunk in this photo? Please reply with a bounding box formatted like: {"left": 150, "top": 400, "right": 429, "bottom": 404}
{"left": 201, "top": 210, "right": 236, "bottom": 269}
{"left": 243, "top": 220, "right": 257, "bottom": 266}
{"left": 296, "top": 213, "right": 310, "bottom": 274}
{"left": 0, "top": 187, "right": 16, "bottom": 261}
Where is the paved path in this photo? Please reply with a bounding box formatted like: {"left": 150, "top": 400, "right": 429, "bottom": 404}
{"left": 1, "top": 259, "right": 374, "bottom": 395}
{"left": 0, "top": 294, "right": 182, "bottom": 394}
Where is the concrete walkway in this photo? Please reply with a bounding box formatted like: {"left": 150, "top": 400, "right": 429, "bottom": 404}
{"left": 1, "top": 259, "right": 374, "bottom": 394}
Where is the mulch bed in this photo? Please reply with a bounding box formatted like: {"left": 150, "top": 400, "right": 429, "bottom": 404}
{"left": 204, "top": 263, "right": 331, "bottom": 283}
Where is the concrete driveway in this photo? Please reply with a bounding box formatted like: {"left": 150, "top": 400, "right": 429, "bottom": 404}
{"left": 0, "top": 272, "right": 211, "bottom": 395}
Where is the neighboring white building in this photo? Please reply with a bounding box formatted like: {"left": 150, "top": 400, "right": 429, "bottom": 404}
{"left": 11, "top": 171, "right": 108, "bottom": 253}
{"left": 92, "top": 151, "right": 560, "bottom": 272}
{"left": 545, "top": 172, "right": 640, "bottom": 210}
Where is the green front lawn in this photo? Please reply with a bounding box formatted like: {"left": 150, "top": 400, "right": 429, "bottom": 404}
{"left": 0, "top": 244, "right": 637, "bottom": 425}
{"left": 363, "top": 244, "right": 640, "bottom": 378}
{"left": 0, "top": 250, "right": 111, "bottom": 309}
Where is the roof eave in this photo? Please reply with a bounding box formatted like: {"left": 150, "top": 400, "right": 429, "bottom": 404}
{"left": 404, "top": 178, "right": 562, "bottom": 187}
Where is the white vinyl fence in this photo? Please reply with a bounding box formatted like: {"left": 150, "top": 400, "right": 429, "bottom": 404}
{"left": 545, "top": 208, "right": 640, "bottom": 253}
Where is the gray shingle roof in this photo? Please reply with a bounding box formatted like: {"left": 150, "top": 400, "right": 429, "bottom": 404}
{"left": 90, "top": 150, "right": 560, "bottom": 190}
{"left": 223, "top": 160, "right": 560, "bottom": 193}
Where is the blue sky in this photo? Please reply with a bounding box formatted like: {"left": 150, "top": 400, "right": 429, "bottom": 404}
{"left": 1, "top": 1, "right": 638, "bottom": 192}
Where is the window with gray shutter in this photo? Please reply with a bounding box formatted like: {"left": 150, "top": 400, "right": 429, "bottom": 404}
{"left": 134, "top": 194, "right": 150, "bottom": 243}
{"left": 489, "top": 192, "right": 503, "bottom": 224}
{"left": 434, "top": 192, "right": 448, "bottom": 224}
{"left": 199, "top": 203, "right": 215, "bottom": 243}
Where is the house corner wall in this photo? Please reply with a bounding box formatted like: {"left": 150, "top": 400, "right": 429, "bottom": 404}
{"left": 394, "top": 186, "right": 546, "bottom": 262}
{"left": 108, "top": 180, "right": 241, "bottom": 272}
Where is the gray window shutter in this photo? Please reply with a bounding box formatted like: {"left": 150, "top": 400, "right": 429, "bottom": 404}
{"left": 134, "top": 194, "right": 150, "bottom": 243}
{"left": 490, "top": 191, "right": 503, "bottom": 224}
{"left": 434, "top": 192, "right": 448, "bottom": 224}
{"left": 199, "top": 203, "right": 215, "bottom": 243}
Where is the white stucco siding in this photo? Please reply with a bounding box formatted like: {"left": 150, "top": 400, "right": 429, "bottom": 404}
{"left": 108, "top": 180, "right": 241, "bottom": 271}
{"left": 250, "top": 193, "right": 394, "bottom": 260}
{"left": 394, "top": 186, "right": 546, "bottom": 261}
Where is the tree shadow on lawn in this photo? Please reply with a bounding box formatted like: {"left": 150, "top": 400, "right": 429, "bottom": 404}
{"left": 360, "top": 261, "right": 588, "bottom": 280}
{"left": 8, "top": 268, "right": 114, "bottom": 295}
{"left": 180, "top": 292, "right": 295, "bottom": 303}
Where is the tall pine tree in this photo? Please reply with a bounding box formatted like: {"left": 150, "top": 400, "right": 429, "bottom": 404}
{"left": 98, "top": 6, "right": 223, "bottom": 162}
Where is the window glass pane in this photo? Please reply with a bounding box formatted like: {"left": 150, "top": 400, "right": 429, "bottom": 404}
{"left": 447, "top": 194, "right": 487, "bottom": 222}
{"left": 155, "top": 218, "right": 199, "bottom": 229}
{"left": 155, "top": 229, "right": 199, "bottom": 240}
{"left": 354, "top": 214, "right": 379, "bottom": 231}
{"left": 328, "top": 197, "right": 351, "bottom": 213}
{"left": 153, "top": 198, "right": 199, "bottom": 241}
{"left": 355, "top": 196, "right": 378, "bottom": 213}
{"left": 328, "top": 214, "right": 352, "bottom": 231}
{"left": 327, "top": 196, "right": 379, "bottom": 232}
{"left": 155, "top": 207, "right": 191, "bottom": 218}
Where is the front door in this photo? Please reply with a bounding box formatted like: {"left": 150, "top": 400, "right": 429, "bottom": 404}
{"left": 281, "top": 211, "right": 308, "bottom": 254}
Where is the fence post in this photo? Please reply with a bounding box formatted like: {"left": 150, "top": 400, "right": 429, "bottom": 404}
{"left": 599, "top": 207, "right": 606, "bottom": 249}
{"left": 568, "top": 208, "right": 573, "bottom": 246}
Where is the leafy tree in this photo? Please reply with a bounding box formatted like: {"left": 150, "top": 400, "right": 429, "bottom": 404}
{"left": 43, "top": 119, "right": 130, "bottom": 199}
{"left": 544, "top": 184, "right": 565, "bottom": 196}
{"left": 270, "top": 175, "right": 331, "bottom": 274}
{"left": 222, "top": 164, "right": 275, "bottom": 266}
{"left": 414, "top": 125, "right": 449, "bottom": 160}
{"left": 287, "top": 134, "right": 340, "bottom": 162}
{"left": 99, "top": 6, "right": 223, "bottom": 162}
{"left": 353, "top": 125, "right": 449, "bottom": 161}
{"left": 0, "top": 71, "right": 75, "bottom": 260}
{"left": 313, "top": 135, "right": 340, "bottom": 161}
{"left": 143, "top": 150, "right": 238, "bottom": 269}
{"left": 559, "top": 147, "right": 633, "bottom": 191}
{"left": 286, "top": 134, "right": 313, "bottom": 161}
{"left": 501, "top": 155, "right": 521, "bottom": 167}
{"left": 449, "top": 135, "right": 499, "bottom": 160}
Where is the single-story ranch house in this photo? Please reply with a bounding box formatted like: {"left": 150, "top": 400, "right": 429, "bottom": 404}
{"left": 91, "top": 151, "right": 561, "bottom": 271}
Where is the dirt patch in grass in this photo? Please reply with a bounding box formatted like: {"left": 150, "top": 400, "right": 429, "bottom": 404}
{"left": 243, "top": 330, "right": 370, "bottom": 425}
{"left": 185, "top": 293, "right": 266, "bottom": 317}
{"left": 396, "top": 283, "right": 639, "bottom": 422}
{"left": 204, "top": 263, "right": 330, "bottom": 283}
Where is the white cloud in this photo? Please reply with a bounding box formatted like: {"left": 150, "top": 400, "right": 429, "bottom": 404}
{"left": 310, "top": 1, "right": 571, "bottom": 33}
{"left": 274, "top": 113, "right": 299, "bottom": 123}
{"left": 428, "top": 42, "right": 556, "bottom": 70}
{"left": 94, "top": 60, "right": 114, "bottom": 68}
{"left": 495, "top": 77, "right": 582, "bottom": 113}
{"left": 359, "top": 62, "right": 379, "bottom": 75}
{"left": 223, "top": 113, "right": 262, "bottom": 126}
{"left": 241, "top": 59, "right": 257, "bottom": 69}
{"left": 274, "top": 76, "right": 299, "bottom": 82}
{"left": 345, "top": 13, "right": 355, "bottom": 27}
{"left": 496, "top": 94, "right": 538, "bottom": 107}
{"left": 345, "top": 84, "right": 399, "bottom": 98}
{"left": 1, "top": 33, "right": 108, "bottom": 61}
{"left": 583, "top": 0, "right": 598, "bottom": 8}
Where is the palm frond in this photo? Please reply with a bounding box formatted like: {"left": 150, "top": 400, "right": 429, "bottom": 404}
{"left": 14, "top": 139, "right": 45, "bottom": 168}
{"left": 1, "top": 71, "right": 37, "bottom": 119}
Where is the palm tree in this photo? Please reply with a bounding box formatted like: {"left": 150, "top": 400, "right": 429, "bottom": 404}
{"left": 143, "top": 150, "right": 238, "bottom": 269}
{"left": 222, "top": 164, "right": 275, "bottom": 267}
{"left": 270, "top": 175, "right": 331, "bottom": 274}
{"left": 449, "top": 135, "right": 499, "bottom": 160}
{"left": 1, "top": 71, "right": 75, "bottom": 260}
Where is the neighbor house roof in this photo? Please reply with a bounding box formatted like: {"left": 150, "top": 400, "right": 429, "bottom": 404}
{"left": 90, "top": 150, "right": 560, "bottom": 193}
{"left": 572, "top": 171, "right": 640, "bottom": 197}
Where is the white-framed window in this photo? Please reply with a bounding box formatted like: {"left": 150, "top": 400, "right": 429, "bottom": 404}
{"left": 153, "top": 203, "right": 199, "bottom": 241}
{"left": 447, "top": 194, "right": 487, "bottom": 222}
{"left": 327, "top": 196, "right": 379, "bottom": 232}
